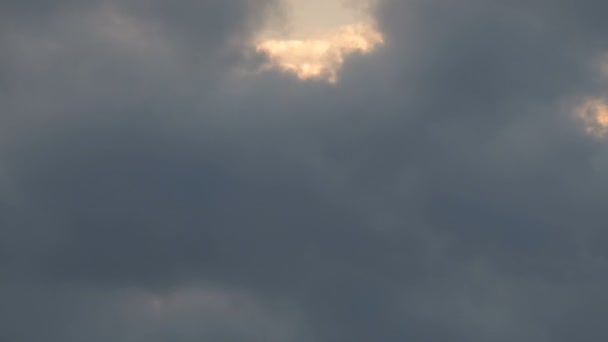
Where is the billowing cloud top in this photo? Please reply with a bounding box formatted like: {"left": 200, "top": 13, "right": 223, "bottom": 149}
{"left": 3, "top": 0, "right": 608, "bottom": 341}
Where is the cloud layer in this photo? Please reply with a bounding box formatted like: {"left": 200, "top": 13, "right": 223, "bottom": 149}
{"left": 2, "top": 0, "right": 608, "bottom": 341}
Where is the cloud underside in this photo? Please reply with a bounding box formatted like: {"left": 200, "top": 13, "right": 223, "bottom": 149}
{"left": 3, "top": 0, "right": 608, "bottom": 342}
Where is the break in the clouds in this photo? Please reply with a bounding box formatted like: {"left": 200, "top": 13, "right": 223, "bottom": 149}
{"left": 3, "top": 0, "right": 608, "bottom": 342}
{"left": 256, "top": 22, "right": 383, "bottom": 83}
{"left": 255, "top": 0, "right": 383, "bottom": 83}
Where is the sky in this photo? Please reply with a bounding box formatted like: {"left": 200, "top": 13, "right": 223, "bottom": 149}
{"left": 2, "top": 0, "right": 608, "bottom": 341}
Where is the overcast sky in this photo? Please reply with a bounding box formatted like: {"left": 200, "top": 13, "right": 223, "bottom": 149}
{"left": 2, "top": 0, "right": 608, "bottom": 341}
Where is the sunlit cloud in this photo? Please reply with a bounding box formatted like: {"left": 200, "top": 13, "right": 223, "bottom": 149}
{"left": 576, "top": 97, "right": 608, "bottom": 138}
{"left": 253, "top": 0, "right": 383, "bottom": 83}
{"left": 255, "top": 22, "right": 383, "bottom": 83}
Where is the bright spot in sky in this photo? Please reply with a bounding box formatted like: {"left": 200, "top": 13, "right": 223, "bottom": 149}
{"left": 255, "top": 0, "right": 383, "bottom": 83}
{"left": 576, "top": 98, "right": 608, "bottom": 138}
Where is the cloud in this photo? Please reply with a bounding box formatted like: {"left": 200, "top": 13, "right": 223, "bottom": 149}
{"left": 576, "top": 97, "right": 608, "bottom": 138}
{"left": 3, "top": 0, "right": 608, "bottom": 341}
{"left": 256, "top": 22, "right": 383, "bottom": 83}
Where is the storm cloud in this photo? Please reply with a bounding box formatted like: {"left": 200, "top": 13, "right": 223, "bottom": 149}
{"left": 2, "top": 0, "right": 608, "bottom": 341}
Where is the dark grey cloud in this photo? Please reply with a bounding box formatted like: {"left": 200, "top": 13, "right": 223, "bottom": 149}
{"left": 2, "top": 0, "right": 608, "bottom": 341}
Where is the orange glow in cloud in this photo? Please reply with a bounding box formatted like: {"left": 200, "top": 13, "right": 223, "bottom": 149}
{"left": 254, "top": 0, "right": 383, "bottom": 83}
{"left": 256, "top": 23, "right": 383, "bottom": 83}
{"left": 576, "top": 98, "right": 608, "bottom": 138}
